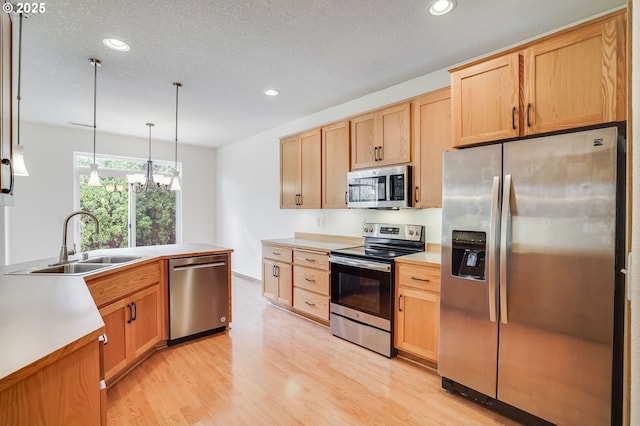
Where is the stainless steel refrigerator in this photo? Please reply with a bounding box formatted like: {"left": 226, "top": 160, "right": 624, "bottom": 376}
{"left": 439, "top": 126, "right": 624, "bottom": 426}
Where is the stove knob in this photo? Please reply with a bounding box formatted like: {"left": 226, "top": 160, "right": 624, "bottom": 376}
{"left": 409, "top": 229, "right": 415, "bottom": 236}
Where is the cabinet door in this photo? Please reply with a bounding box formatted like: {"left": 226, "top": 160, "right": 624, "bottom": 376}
{"left": 412, "top": 88, "right": 452, "bottom": 208}
{"left": 299, "top": 129, "right": 321, "bottom": 209}
{"left": 262, "top": 259, "right": 278, "bottom": 301}
{"left": 523, "top": 15, "right": 624, "bottom": 134}
{"left": 379, "top": 102, "right": 411, "bottom": 165}
{"left": 350, "top": 112, "right": 377, "bottom": 169}
{"left": 99, "top": 298, "right": 129, "bottom": 382}
{"left": 396, "top": 287, "right": 440, "bottom": 362}
{"left": 130, "top": 285, "right": 161, "bottom": 359}
{"left": 322, "top": 121, "right": 350, "bottom": 209}
{"left": 452, "top": 53, "right": 521, "bottom": 147}
{"left": 280, "top": 135, "right": 300, "bottom": 209}
{"left": 276, "top": 262, "right": 293, "bottom": 307}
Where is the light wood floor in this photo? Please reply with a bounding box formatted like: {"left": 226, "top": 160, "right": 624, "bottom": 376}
{"left": 107, "top": 275, "right": 520, "bottom": 425}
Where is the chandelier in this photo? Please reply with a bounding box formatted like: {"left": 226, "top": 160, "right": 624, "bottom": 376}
{"left": 128, "top": 123, "right": 170, "bottom": 193}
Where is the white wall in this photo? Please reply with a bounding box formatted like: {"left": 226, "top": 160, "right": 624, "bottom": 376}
{"left": 216, "top": 69, "right": 449, "bottom": 279}
{"left": 6, "top": 120, "right": 217, "bottom": 264}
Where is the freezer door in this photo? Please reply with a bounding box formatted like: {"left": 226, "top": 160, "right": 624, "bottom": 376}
{"left": 498, "top": 127, "right": 618, "bottom": 425}
{"left": 439, "top": 143, "right": 501, "bottom": 398}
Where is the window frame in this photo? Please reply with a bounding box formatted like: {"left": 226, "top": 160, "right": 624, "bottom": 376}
{"left": 73, "top": 151, "right": 183, "bottom": 249}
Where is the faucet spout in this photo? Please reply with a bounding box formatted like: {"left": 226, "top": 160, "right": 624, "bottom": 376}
{"left": 59, "top": 211, "right": 99, "bottom": 264}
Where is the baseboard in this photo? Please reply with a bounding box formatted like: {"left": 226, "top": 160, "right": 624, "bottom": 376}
{"left": 232, "top": 271, "right": 261, "bottom": 283}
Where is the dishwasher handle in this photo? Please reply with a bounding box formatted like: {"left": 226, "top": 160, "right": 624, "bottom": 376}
{"left": 172, "top": 261, "right": 226, "bottom": 272}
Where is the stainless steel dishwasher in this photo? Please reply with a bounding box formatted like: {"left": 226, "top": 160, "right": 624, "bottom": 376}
{"left": 168, "top": 254, "right": 229, "bottom": 345}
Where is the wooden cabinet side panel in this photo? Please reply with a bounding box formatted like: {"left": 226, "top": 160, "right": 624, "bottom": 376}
{"left": 524, "top": 22, "right": 613, "bottom": 134}
{"left": 0, "top": 341, "right": 101, "bottom": 426}
{"left": 262, "top": 259, "right": 278, "bottom": 301}
{"left": 99, "top": 299, "right": 129, "bottom": 382}
{"left": 87, "top": 261, "right": 161, "bottom": 308}
{"left": 280, "top": 135, "right": 300, "bottom": 209}
{"left": 131, "top": 285, "right": 162, "bottom": 359}
{"left": 299, "top": 129, "right": 322, "bottom": 209}
{"left": 412, "top": 88, "right": 452, "bottom": 208}
{"left": 396, "top": 287, "right": 440, "bottom": 362}
{"left": 350, "top": 113, "right": 376, "bottom": 169}
{"left": 379, "top": 102, "right": 411, "bottom": 165}
{"left": 322, "top": 121, "right": 350, "bottom": 209}
{"left": 276, "top": 262, "right": 293, "bottom": 306}
{"left": 452, "top": 53, "right": 520, "bottom": 147}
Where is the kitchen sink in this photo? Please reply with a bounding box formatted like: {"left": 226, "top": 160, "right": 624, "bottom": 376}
{"left": 27, "top": 263, "right": 111, "bottom": 275}
{"left": 79, "top": 255, "right": 142, "bottom": 264}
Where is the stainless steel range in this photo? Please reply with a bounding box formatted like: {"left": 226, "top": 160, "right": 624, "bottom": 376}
{"left": 329, "top": 223, "right": 425, "bottom": 357}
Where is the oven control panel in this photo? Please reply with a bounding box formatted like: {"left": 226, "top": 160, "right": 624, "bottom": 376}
{"left": 362, "top": 223, "right": 424, "bottom": 241}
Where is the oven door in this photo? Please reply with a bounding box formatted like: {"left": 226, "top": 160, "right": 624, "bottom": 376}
{"left": 329, "top": 255, "right": 393, "bottom": 331}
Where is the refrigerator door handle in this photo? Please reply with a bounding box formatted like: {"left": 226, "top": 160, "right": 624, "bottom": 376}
{"left": 500, "top": 174, "right": 512, "bottom": 324}
{"left": 488, "top": 175, "right": 500, "bottom": 322}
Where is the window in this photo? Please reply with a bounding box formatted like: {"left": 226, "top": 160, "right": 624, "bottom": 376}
{"left": 74, "top": 153, "right": 182, "bottom": 251}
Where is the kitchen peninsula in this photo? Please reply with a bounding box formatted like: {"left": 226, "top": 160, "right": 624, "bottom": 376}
{"left": 0, "top": 243, "right": 232, "bottom": 426}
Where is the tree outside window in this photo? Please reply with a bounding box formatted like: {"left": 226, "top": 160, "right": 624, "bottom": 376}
{"left": 75, "top": 153, "right": 180, "bottom": 251}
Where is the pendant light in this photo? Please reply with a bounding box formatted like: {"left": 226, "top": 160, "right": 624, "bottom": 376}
{"left": 88, "top": 58, "right": 101, "bottom": 186}
{"left": 13, "top": 13, "right": 28, "bottom": 176}
{"left": 170, "top": 82, "right": 182, "bottom": 191}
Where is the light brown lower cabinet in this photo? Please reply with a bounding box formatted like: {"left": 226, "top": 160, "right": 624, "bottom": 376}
{"left": 100, "top": 284, "right": 162, "bottom": 382}
{"left": 262, "top": 258, "right": 292, "bottom": 306}
{"left": 0, "top": 335, "right": 103, "bottom": 426}
{"left": 86, "top": 260, "right": 164, "bottom": 384}
{"left": 395, "top": 261, "right": 440, "bottom": 363}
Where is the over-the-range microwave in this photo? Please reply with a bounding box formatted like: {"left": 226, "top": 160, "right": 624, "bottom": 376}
{"left": 347, "top": 165, "right": 412, "bottom": 209}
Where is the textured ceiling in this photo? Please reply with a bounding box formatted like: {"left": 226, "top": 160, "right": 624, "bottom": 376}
{"left": 12, "top": 0, "right": 626, "bottom": 148}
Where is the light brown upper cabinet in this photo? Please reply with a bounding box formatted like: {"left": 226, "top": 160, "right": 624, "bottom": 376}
{"left": 451, "top": 11, "right": 626, "bottom": 147}
{"left": 350, "top": 102, "right": 411, "bottom": 169}
{"left": 412, "top": 87, "right": 452, "bottom": 208}
{"left": 322, "top": 120, "right": 350, "bottom": 209}
{"left": 280, "top": 129, "right": 321, "bottom": 209}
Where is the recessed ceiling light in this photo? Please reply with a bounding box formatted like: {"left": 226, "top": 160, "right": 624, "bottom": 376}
{"left": 102, "top": 37, "right": 130, "bottom": 52}
{"left": 428, "top": 0, "right": 456, "bottom": 16}
{"left": 264, "top": 89, "right": 280, "bottom": 96}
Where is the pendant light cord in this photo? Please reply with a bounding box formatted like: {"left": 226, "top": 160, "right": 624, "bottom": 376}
{"left": 91, "top": 58, "right": 100, "bottom": 164}
{"left": 173, "top": 82, "right": 181, "bottom": 170}
{"left": 16, "top": 14, "right": 23, "bottom": 148}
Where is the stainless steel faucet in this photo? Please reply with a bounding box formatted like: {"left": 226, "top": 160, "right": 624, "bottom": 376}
{"left": 59, "top": 211, "right": 99, "bottom": 264}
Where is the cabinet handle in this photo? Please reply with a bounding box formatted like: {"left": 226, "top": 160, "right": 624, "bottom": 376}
{"left": 131, "top": 301, "right": 137, "bottom": 321}
{"left": 305, "top": 277, "right": 316, "bottom": 283}
{"left": 526, "top": 103, "right": 532, "bottom": 127}
{"left": 345, "top": 191, "right": 348, "bottom": 205}
{"left": 305, "top": 300, "right": 316, "bottom": 307}
{"left": 398, "top": 294, "right": 403, "bottom": 312}
{"left": 411, "top": 276, "right": 430, "bottom": 282}
{"left": 272, "top": 265, "right": 276, "bottom": 277}
{"left": 98, "top": 333, "right": 108, "bottom": 346}
{"left": 415, "top": 186, "right": 419, "bottom": 203}
{"left": 127, "top": 303, "right": 133, "bottom": 324}
{"left": 378, "top": 146, "right": 383, "bottom": 161}
{"left": 272, "top": 251, "right": 281, "bottom": 256}
{"left": 274, "top": 265, "right": 279, "bottom": 278}
{"left": 374, "top": 147, "right": 378, "bottom": 161}
{"left": 511, "top": 106, "right": 516, "bottom": 130}
{"left": 1, "top": 159, "right": 13, "bottom": 194}
{"left": 304, "top": 258, "right": 316, "bottom": 262}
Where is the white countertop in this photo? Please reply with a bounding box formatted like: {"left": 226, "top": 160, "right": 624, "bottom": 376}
{"left": 0, "top": 243, "right": 232, "bottom": 382}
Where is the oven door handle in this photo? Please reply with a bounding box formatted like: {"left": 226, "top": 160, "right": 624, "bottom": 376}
{"left": 329, "top": 256, "right": 391, "bottom": 272}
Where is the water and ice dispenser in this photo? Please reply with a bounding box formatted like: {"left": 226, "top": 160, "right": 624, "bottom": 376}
{"left": 451, "top": 230, "right": 486, "bottom": 280}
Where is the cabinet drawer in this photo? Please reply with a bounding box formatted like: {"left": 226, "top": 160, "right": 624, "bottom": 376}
{"left": 293, "top": 250, "right": 329, "bottom": 270}
{"left": 294, "top": 266, "right": 329, "bottom": 296}
{"left": 262, "top": 245, "right": 293, "bottom": 263}
{"left": 87, "top": 261, "right": 161, "bottom": 308}
{"left": 397, "top": 263, "right": 440, "bottom": 293}
{"left": 293, "top": 287, "right": 329, "bottom": 322}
